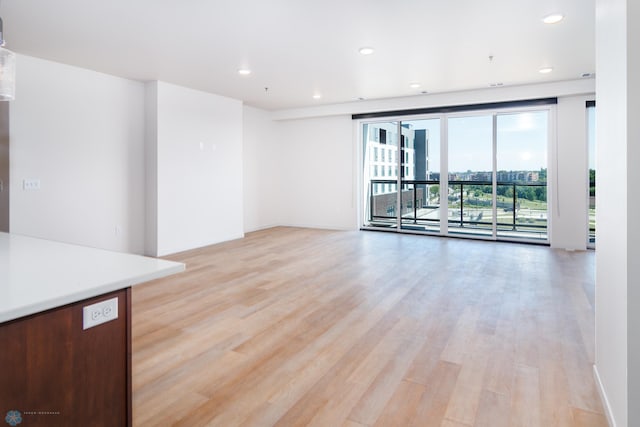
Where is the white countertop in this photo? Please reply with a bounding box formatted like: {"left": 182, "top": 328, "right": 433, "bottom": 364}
{"left": 0, "top": 232, "right": 185, "bottom": 323}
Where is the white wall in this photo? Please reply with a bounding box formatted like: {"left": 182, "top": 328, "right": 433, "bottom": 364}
{"left": 273, "top": 79, "right": 596, "bottom": 121}
{"left": 628, "top": 1, "right": 640, "bottom": 423}
{"left": 243, "top": 109, "right": 358, "bottom": 232}
{"left": 144, "top": 82, "right": 159, "bottom": 255}
{"left": 243, "top": 109, "right": 359, "bottom": 232}
{"left": 243, "top": 106, "right": 282, "bottom": 232}
{"left": 9, "top": 57, "right": 244, "bottom": 257}
{"left": 10, "top": 54, "right": 146, "bottom": 254}
{"left": 262, "top": 83, "right": 595, "bottom": 247}
{"left": 551, "top": 95, "right": 593, "bottom": 250}
{"left": 277, "top": 115, "right": 357, "bottom": 230}
{"left": 594, "top": 0, "right": 632, "bottom": 426}
{"left": 148, "top": 81, "right": 244, "bottom": 256}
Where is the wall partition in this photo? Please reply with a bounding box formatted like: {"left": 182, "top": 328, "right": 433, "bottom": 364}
{"left": 359, "top": 99, "right": 553, "bottom": 243}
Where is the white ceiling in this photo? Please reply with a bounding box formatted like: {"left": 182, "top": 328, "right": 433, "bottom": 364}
{"left": 0, "top": 0, "right": 595, "bottom": 110}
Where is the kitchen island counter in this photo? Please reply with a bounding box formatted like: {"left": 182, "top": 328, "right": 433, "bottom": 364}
{"left": 0, "top": 232, "right": 185, "bottom": 426}
{"left": 0, "top": 232, "right": 184, "bottom": 323}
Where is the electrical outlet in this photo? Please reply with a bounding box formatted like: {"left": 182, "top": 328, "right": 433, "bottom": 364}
{"left": 23, "top": 179, "right": 41, "bottom": 191}
{"left": 83, "top": 297, "right": 118, "bottom": 330}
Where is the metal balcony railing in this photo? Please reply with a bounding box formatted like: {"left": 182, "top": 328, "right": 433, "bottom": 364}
{"left": 367, "top": 179, "right": 548, "bottom": 236}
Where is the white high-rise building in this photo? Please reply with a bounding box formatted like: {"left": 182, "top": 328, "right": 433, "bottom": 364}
{"left": 364, "top": 123, "right": 422, "bottom": 195}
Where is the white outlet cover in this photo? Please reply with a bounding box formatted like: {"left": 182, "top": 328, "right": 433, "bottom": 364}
{"left": 23, "top": 179, "right": 41, "bottom": 191}
{"left": 83, "top": 297, "right": 118, "bottom": 330}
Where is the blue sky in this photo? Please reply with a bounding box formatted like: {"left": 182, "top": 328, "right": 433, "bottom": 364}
{"left": 404, "top": 111, "right": 549, "bottom": 173}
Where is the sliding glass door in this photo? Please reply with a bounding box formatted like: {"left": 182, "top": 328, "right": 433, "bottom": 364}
{"left": 496, "top": 111, "right": 548, "bottom": 240}
{"left": 362, "top": 121, "right": 399, "bottom": 229}
{"left": 400, "top": 119, "right": 441, "bottom": 232}
{"left": 363, "top": 120, "right": 442, "bottom": 232}
{"left": 447, "top": 115, "right": 494, "bottom": 237}
{"left": 361, "top": 106, "right": 550, "bottom": 243}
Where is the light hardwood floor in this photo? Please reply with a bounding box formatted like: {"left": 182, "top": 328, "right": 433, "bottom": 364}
{"left": 132, "top": 227, "right": 607, "bottom": 427}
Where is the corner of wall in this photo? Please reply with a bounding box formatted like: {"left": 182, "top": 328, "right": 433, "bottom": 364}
{"left": 549, "top": 94, "right": 594, "bottom": 250}
{"left": 144, "top": 81, "right": 159, "bottom": 256}
{"left": 154, "top": 82, "right": 244, "bottom": 255}
{"left": 9, "top": 54, "right": 147, "bottom": 254}
{"left": 242, "top": 105, "right": 284, "bottom": 232}
{"left": 594, "top": 364, "right": 618, "bottom": 427}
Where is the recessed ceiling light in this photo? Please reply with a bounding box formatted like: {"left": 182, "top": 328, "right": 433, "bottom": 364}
{"left": 312, "top": 94, "right": 322, "bottom": 99}
{"left": 238, "top": 68, "right": 251, "bottom": 76}
{"left": 359, "top": 47, "right": 375, "bottom": 55}
{"left": 542, "top": 14, "right": 564, "bottom": 24}
{"left": 539, "top": 67, "right": 553, "bottom": 74}
{"left": 409, "top": 82, "right": 422, "bottom": 89}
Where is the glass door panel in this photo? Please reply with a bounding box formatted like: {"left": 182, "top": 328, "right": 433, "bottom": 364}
{"left": 587, "top": 105, "right": 596, "bottom": 248}
{"left": 400, "top": 119, "right": 441, "bottom": 232}
{"left": 362, "top": 121, "right": 399, "bottom": 229}
{"left": 496, "top": 112, "right": 548, "bottom": 240}
{"left": 447, "top": 115, "right": 494, "bottom": 236}
{"left": 361, "top": 108, "right": 550, "bottom": 243}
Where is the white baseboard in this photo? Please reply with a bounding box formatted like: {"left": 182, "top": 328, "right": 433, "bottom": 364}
{"left": 282, "top": 222, "right": 359, "bottom": 232}
{"left": 243, "top": 223, "right": 281, "bottom": 233}
{"left": 244, "top": 220, "right": 362, "bottom": 234}
{"left": 244, "top": 223, "right": 359, "bottom": 234}
{"left": 593, "top": 364, "right": 617, "bottom": 427}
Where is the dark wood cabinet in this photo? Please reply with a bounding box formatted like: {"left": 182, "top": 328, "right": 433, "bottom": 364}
{"left": 0, "top": 288, "right": 131, "bottom": 427}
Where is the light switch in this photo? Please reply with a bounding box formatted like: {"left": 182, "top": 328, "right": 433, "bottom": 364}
{"left": 23, "top": 179, "right": 41, "bottom": 191}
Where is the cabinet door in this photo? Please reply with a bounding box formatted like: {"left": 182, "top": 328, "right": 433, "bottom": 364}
{"left": 0, "top": 288, "right": 131, "bottom": 427}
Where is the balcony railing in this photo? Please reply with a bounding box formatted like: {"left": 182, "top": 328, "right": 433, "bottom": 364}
{"left": 367, "top": 179, "right": 548, "bottom": 238}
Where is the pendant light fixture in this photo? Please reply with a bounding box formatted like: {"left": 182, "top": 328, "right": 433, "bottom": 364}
{"left": 0, "top": 15, "right": 16, "bottom": 101}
